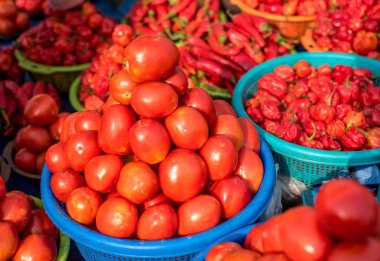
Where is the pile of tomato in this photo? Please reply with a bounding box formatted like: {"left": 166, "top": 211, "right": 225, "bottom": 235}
{"left": 0, "top": 46, "right": 23, "bottom": 83}
{"left": 0, "top": 0, "right": 30, "bottom": 37}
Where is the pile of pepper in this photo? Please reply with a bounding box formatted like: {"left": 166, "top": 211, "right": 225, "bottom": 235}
{"left": 0, "top": 46, "right": 23, "bottom": 84}
{"left": 245, "top": 61, "right": 380, "bottom": 151}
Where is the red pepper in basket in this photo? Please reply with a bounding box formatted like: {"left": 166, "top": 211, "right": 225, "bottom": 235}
{"left": 22, "top": 82, "right": 34, "bottom": 99}
{"left": 309, "top": 103, "right": 335, "bottom": 124}
{"left": 229, "top": 52, "right": 257, "bottom": 71}
{"left": 282, "top": 109, "right": 299, "bottom": 123}
{"left": 353, "top": 31, "right": 378, "bottom": 55}
{"left": 319, "top": 90, "right": 341, "bottom": 107}
{"left": 340, "top": 127, "right": 366, "bottom": 150}
{"left": 288, "top": 98, "right": 311, "bottom": 116}
{"left": 332, "top": 65, "right": 354, "bottom": 84}
{"left": 335, "top": 104, "right": 352, "bottom": 121}
{"left": 257, "top": 74, "right": 287, "bottom": 99}
{"left": 262, "top": 119, "right": 280, "bottom": 135}
{"left": 294, "top": 60, "right": 311, "bottom": 78}
{"left": 187, "top": 36, "right": 209, "bottom": 49}
{"left": 318, "top": 135, "right": 342, "bottom": 151}
{"left": 299, "top": 133, "right": 325, "bottom": 149}
{"left": 168, "top": 0, "right": 192, "bottom": 18}
{"left": 353, "top": 68, "right": 372, "bottom": 78}
{"left": 149, "top": 0, "right": 168, "bottom": 6}
{"left": 196, "top": 58, "right": 235, "bottom": 82}
{"left": 360, "top": 86, "right": 380, "bottom": 107}
{"left": 247, "top": 107, "right": 264, "bottom": 123}
{"left": 363, "top": 106, "right": 380, "bottom": 127}
{"left": 244, "top": 45, "right": 265, "bottom": 64}
{"left": 303, "top": 119, "right": 326, "bottom": 139}
{"left": 0, "top": 82, "right": 10, "bottom": 131}
{"left": 317, "top": 64, "right": 332, "bottom": 77}
{"left": 366, "top": 128, "right": 380, "bottom": 149}
{"left": 274, "top": 65, "right": 295, "bottom": 82}
{"left": 177, "top": 0, "right": 198, "bottom": 27}
{"left": 226, "top": 28, "right": 251, "bottom": 49}
{"left": 275, "top": 120, "right": 301, "bottom": 142}
{"left": 338, "top": 78, "right": 360, "bottom": 104}
{"left": 261, "top": 100, "right": 281, "bottom": 121}
{"left": 293, "top": 82, "right": 309, "bottom": 98}
{"left": 326, "top": 120, "right": 345, "bottom": 139}
{"left": 208, "top": 23, "right": 241, "bottom": 56}
{"left": 254, "top": 91, "right": 281, "bottom": 107}
{"left": 155, "top": 4, "right": 171, "bottom": 32}
{"left": 344, "top": 110, "right": 365, "bottom": 128}
{"left": 232, "top": 14, "right": 266, "bottom": 48}
{"left": 4, "top": 80, "right": 28, "bottom": 111}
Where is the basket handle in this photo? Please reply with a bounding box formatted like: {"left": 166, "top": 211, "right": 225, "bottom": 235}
{"left": 300, "top": 27, "right": 329, "bottom": 53}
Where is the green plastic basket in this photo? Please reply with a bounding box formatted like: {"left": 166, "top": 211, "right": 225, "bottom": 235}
{"left": 232, "top": 52, "right": 380, "bottom": 187}
{"left": 69, "top": 76, "right": 85, "bottom": 111}
{"left": 14, "top": 49, "right": 90, "bottom": 92}
{"left": 31, "top": 196, "right": 70, "bottom": 261}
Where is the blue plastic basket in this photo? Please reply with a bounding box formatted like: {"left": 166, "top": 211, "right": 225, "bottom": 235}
{"left": 232, "top": 52, "right": 380, "bottom": 187}
{"left": 41, "top": 140, "right": 275, "bottom": 261}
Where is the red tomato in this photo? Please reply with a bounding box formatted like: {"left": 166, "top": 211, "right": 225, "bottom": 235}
{"left": 0, "top": 177, "right": 6, "bottom": 199}
{"left": 64, "top": 130, "right": 102, "bottom": 172}
{"left": 222, "top": 248, "right": 257, "bottom": 261}
{"left": 15, "top": 11, "right": 30, "bottom": 30}
{"left": 234, "top": 149, "right": 263, "bottom": 194}
{"left": 257, "top": 253, "right": 291, "bottom": 261}
{"left": 13, "top": 234, "right": 57, "bottom": 261}
{"left": 165, "top": 106, "right": 209, "bottom": 150}
{"left": 212, "top": 115, "right": 244, "bottom": 150}
{"left": 14, "top": 127, "right": 25, "bottom": 151}
{"left": 36, "top": 152, "right": 46, "bottom": 174}
{"left": 205, "top": 242, "right": 242, "bottom": 261}
{"left": 22, "top": 209, "right": 58, "bottom": 240}
{"left": 124, "top": 35, "right": 180, "bottom": 82}
{"left": 184, "top": 87, "right": 216, "bottom": 127}
{"left": 50, "top": 169, "right": 84, "bottom": 203}
{"left": 326, "top": 238, "right": 380, "bottom": 261}
{"left": 24, "top": 94, "right": 58, "bottom": 127}
{"left": 315, "top": 179, "right": 378, "bottom": 241}
{"left": 177, "top": 194, "right": 221, "bottom": 236}
{"left": 45, "top": 143, "right": 70, "bottom": 174}
{"left": 14, "top": 148, "right": 38, "bottom": 173}
{"left": 281, "top": 207, "right": 333, "bottom": 261}
{"left": 131, "top": 81, "right": 178, "bottom": 118}
{"left": 60, "top": 112, "right": 80, "bottom": 143}
{"left": 238, "top": 118, "right": 260, "bottom": 154}
{"left": 74, "top": 110, "right": 101, "bottom": 132}
{"left": 0, "top": 1, "right": 17, "bottom": 19}
{"left": 372, "top": 204, "right": 380, "bottom": 239}
{"left": 210, "top": 176, "right": 251, "bottom": 219}
{"left": 66, "top": 187, "right": 102, "bottom": 225}
{"left": 0, "top": 191, "right": 32, "bottom": 231}
{"left": 0, "top": 221, "right": 19, "bottom": 261}
{"left": 49, "top": 112, "right": 70, "bottom": 142}
{"left": 140, "top": 192, "right": 172, "bottom": 212}
{"left": 129, "top": 119, "right": 171, "bottom": 164}
{"left": 96, "top": 197, "right": 138, "bottom": 238}
{"left": 102, "top": 95, "right": 120, "bottom": 113}
{"left": 137, "top": 203, "right": 178, "bottom": 240}
{"left": 98, "top": 104, "right": 136, "bottom": 155}
{"left": 117, "top": 161, "right": 159, "bottom": 204}
{"left": 0, "top": 18, "right": 15, "bottom": 36}
{"left": 200, "top": 135, "right": 238, "bottom": 180}
{"left": 164, "top": 67, "right": 188, "bottom": 96}
{"left": 8, "top": 191, "right": 35, "bottom": 208}
{"left": 109, "top": 70, "right": 137, "bottom": 105}
{"left": 19, "top": 125, "right": 52, "bottom": 153}
{"left": 213, "top": 100, "right": 237, "bottom": 117}
{"left": 85, "top": 154, "right": 123, "bottom": 193}
{"left": 159, "top": 149, "right": 207, "bottom": 202}
{"left": 105, "top": 190, "right": 122, "bottom": 200}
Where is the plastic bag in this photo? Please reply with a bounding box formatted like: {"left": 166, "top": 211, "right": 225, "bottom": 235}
{"left": 258, "top": 175, "right": 283, "bottom": 222}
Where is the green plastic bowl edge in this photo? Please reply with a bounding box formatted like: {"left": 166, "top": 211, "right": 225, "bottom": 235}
{"left": 69, "top": 76, "right": 85, "bottom": 112}
{"left": 31, "top": 196, "right": 70, "bottom": 261}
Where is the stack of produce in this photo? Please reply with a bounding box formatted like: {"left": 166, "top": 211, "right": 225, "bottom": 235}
{"left": 16, "top": 0, "right": 48, "bottom": 16}
{"left": 0, "top": 0, "right": 30, "bottom": 37}
{"left": 45, "top": 35, "right": 264, "bottom": 239}
{"left": 0, "top": 46, "right": 24, "bottom": 83}
{"left": 245, "top": 61, "right": 380, "bottom": 151}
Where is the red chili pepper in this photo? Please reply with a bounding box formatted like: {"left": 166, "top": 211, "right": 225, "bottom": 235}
{"left": 155, "top": 4, "right": 171, "bottom": 31}
{"left": 258, "top": 74, "right": 287, "bottom": 99}
{"left": 129, "top": 3, "right": 148, "bottom": 23}
{"left": 0, "top": 82, "right": 10, "bottom": 131}
{"left": 232, "top": 14, "right": 266, "bottom": 48}
{"left": 366, "top": 127, "right": 380, "bottom": 149}
{"left": 332, "top": 65, "right": 354, "bottom": 84}
{"left": 298, "top": 133, "right": 325, "bottom": 149}
{"left": 261, "top": 100, "right": 281, "bottom": 121}
{"left": 208, "top": 23, "right": 241, "bottom": 56}
{"left": 275, "top": 120, "right": 301, "bottom": 142}
{"left": 363, "top": 106, "right": 380, "bottom": 127}
{"left": 244, "top": 45, "right": 265, "bottom": 64}
{"left": 5, "top": 91, "right": 15, "bottom": 118}
{"left": 309, "top": 104, "right": 335, "bottom": 124}
{"left": 263, "top": 41, "right": 279, "bottom": 61}
{"left": 195, "top": 58, "right": 235, "bottom": 82}
{"left": 360, "top": 86, "right": 380, "bottom": 107}
{"left": 353, "top": 68, "right": 372, "bottom": 78}
{"left": 247, "top": 106, "right": 264, "bottom": 123}
{"left": 262, "top": 119, "right": 280, "bottom": 134}
{"left": 293, "top": 82, "right": 310, "bottom": 98}
{"left": 22, "top": 82, "right": 34, "bottom": 99}
{"left": 168, "top": 0, "right": 192, "bottom": 18}
{"left": 303, "top": 119, "right": 326, "bottom": 139}
{"left": 4, "top": 80, "right": 28, "bottom": 111}
{"left": 318, "top": 135, "right": 342, "bottom": 150}
{"left": 253, "top": 91, "right": 281, "bottom": 107}
{"left": 335, "top": 104, "right": 352, "bottom": 121}
{"left": 177, "top": 0, "right": 198, "bottom": 26}
{"left": 344, "top": 110, "right": 365, "bottom": 128}
{"left": 283, "top": 0, "right": 298, "bottom": 16}
{"left": 229, "top": 52, "right": 257, "bottom": 71}
{"left": 363, "top": 19, "right": 379, "bottom": 32}
{"left": 326, "top": 120, "right": 345, "bottom": 139}
{"left": 319, "top": 89, "right": 341, "bottom": 107}
{"left": 288, "top": 98, "right": 311, "bottom": 114}
{"left": 282, "top": 109, "right": 299, "bottom": 123}
{"left": 337, "top": 78, "right": 360, "bottom": 104}
{"left": 149, "top": 0, "right": 168, "bottom": 5}
{"left": 367, "top": 4, "right": 380, "bottom": 21}
{"left": 245, "top": 98, "right": 260, "bottom": 109}
{"left": 32, "top": 81, "right": 45, "bottom": 96}
{"left": 187, "top": 36, "right": 209, "bottom": 49}
{"left": 226, "top": 28, "right": 251, "bottom": 49}
{"left": 294, "top": 60, "right": 311, "bottom": 78}
{"left": 46, "top": 83, "right": 62, "bottom": 109}
{"left": 353, "top": 30, "right": 378, "bottom": 55}
{"left": 209, "top": 0, "right": 220, "bottom": 20}
{"left": 340, "top": 127, "right": 366, "bottom": 150}
{"left": 273, "top": 65, "right": 295, "bottom": 82}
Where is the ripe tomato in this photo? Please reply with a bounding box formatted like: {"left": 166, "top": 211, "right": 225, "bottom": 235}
{"left": 0, "top": 191, "right": 32, "bottom": 231}
{"left": 210, "top": 176, "right": 251, "bottom": 219}
{"left": 102, "top": 95, "right": 120, "bottom": 113}
{"left": 74, "top": 110, "right": 101, "bottom": 132}
{"left": 50, "top": 169, "right": 84, "bottom": 203}
{"left": 96, "top": 197, "right": 138, "bottom": 238}
{"left": 36, "top": 152, "right": 46, "bottom": 174}
{"left": 49, "top": 112, "right": 70, "bottom": 142}
{"left": 137, "top": 203, "right": 178, "bottom": 240}
{"left": 200, "top": 135, "right": 238, "bottom": 180}
{"left": 256, "top": 253, "right": 290, "bottom": 261}
{"left": 213, "top": 100, "right": 237, "bottom": 117}
{"left": 66, "top": 187, "right": 102, "bottom": 225}
{"left": 326, "top": 238, "right": 380, "bottom": 261}
{"left": 14, "top": 148, "right": 38, "bottom": 173}
{"left": 165, "top": 106, "right": 209, "bottom": 150}
{"left": 315, "top": 179, "right": 378, "bottom": 241}
{"left": 85, "top": 155, "right": 123, "bottom": 193}
{"left": 117, "top": 161, "right": 159, "bottom": 204}
{"left": 45, "top": 143, "right": 70, "bottom": 174}
{"left": 177, "top": 194, "right": 221, "bottom": 236}
{"left": 109, "top": 70, "right": 137, "bottom": 105}
{"left": 14, "top": 127, "right": 25, "bottom": 151}
{"left": 0, "top": 221, "right": 18, "bottom": 261}
{"left": 238, "top": 118, "right": 260, "bottom": 154}
{"left": 212, "top": 115, "right": 244, "bottom": 150}
{"left": 234, "top": 149, "right": 263, "bottom": 194}
{"left": 13, "top": 234, "right": 57, "bottom": 261}
{"left": 19, "top": 125, "right": 52, "bottom": 153}
{"left": 131, "top": 81, "right": 178, "bottom": 118}
{"left": 140, "top": 192, "right": 172, "bottom": 212}
{"left": 222, "top": 248, "right": 258, "bottom": 261}
{"left": 24, "top": 94, "right": 58, "bottom": 126}
{"left": 0, "top": 177, "right": 5, "bottom": 199}
{"left": 98, "top": 104, "right": 136, "bottom": 155}
{"left": 184, "top": 87, "right": 216, "bottom": 127}
{"left": 164, "top": 67, "right": 188, "bottom": 96}
{"left": 9, "top": 191, "right": 34, "bottom": 208}
{"left": 0, "top": 1, "right": 17, "bottom": 19}
{"left": 22, "top": 209, "right": 58, "bottom": 240}
{"left": 159, "top": 149, "right": 207, "bottom": 202}
{"left": 205, "top": 242, "right": 242, "bottom": 261}
{"left": 124, "top": 35, "right": 180, "bottom": 82}
{"left": 129, "top": 119, "right": 171, "bottom": 164}
{"left": 60, "top": 112, "right": 80, "bottom": 143}
{"left": 15, "top": 11, "right": 30, "bottom": 30}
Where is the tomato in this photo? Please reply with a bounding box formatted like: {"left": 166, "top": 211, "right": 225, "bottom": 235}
{"left": 137, "top": 203, "right": 178, "bottom": 240}
{"left": 14, "top": 127, "right": 25, "bottom": 151}
{"left": 372, "top": 204, "right": 380, "bottom": 239}
{"left": 238, "top": 118, "right": 260, "bottom": 154}
{"left": 0, "top": 1, "right": 17, "bottom": 19}
{"left": 66, "top": 187, "right": 102, "bottom": 225}
{"left": 36, "top": 152, "right": 46, "bottom": 174}
{"left": 234, "top": 149, "right": 263, "bottom": 194}
{"left": 0, "top": 191, "right": 32, "bottom": 231}
{"left": 164, "top": 67, "right": 188, "bottom": 96}
{"left": 13, "top": 234, "right": 57, "bottom": 261}
{"left": 200, "top": 135, "right": 238, "bottom": 180}
{"left": 96, "top": 197, "right": 138, "bottom": 238}
{"left": 19, "top": 125, "right": 52, "bottom": 153}
{"left": 50, "top": 169, "right": 84, "bottom": 203}
{"left": 140, "top": 192, "right": 172, "bottom": 212}
{"left": 49, "top": 112, "right": 70, "bottom": 142}
{"left": 24, "top": 94, "right": 58, "bottom": 127}
{"left": 22, "top": 209, "right": 58, "bottom": 240}
{"left": 0, "top": 18, "right": 15, "bottom": 36}
{"left": 85, "top": 154, "right": 123, "bottom": 193}
{"left": 109, "top": 70, "right": 137, "bottom": 105}
{"left": 102, "top": 95, "right": 120, "bottom": 113}
{"left": 326, "top": 238, "right": 380, "bottom": 261}
{"left": 117, "top": 161, "right": 159, "bottom": 204}
{"left": 184, "top": 87, "right": 217, "bottom": 127}
{"left": 257, "top": 253, "right": 291, "bottom": 261}
{"left": 74, "top": 110, "right": 101, "bottom": 132}
{"left": 15, "top": 11, "right": 30, "bottom": 30}
{"left": 60, "top": 112, "right": 80, "bottom": 143}
{"left": 222, "top": 248, "right": 257, "bottom": 261}
{"left": 98, "top": 104, "right": 136, "bottom": 155}
{"left": 0, "top": 221, "right": 18, "bottom": 261}
{"left": 129, "top": 119, "right": 171, "bottom": 164}
{"left": 131, "top": 81, "right": 178, "bottom": 118}
{"left": 159, "top": 149, "right": 207, "bottom": 202}
{"left": 0, "top": 177, "right": 6, "bottom": 199}
{"left": 124, "top": 35, "right": 180, "bottom": 82}
{"left": 213, "top": 100, "right": 237, "bottom": 117}
{"left": 45, "top": 143, "right": 70, "bottom": 174}
{"left": 177, "top": 194, "right": 221, "bottom": 236}
{"left": 165, "top": 106, "right": 209, "bottom": 150}
{"left": 9, "top": 191, "right": 35, "bottom": 209}
{"left": 210, "top": 176, "right": 251, "bottom": 219}
{"left": 106, "top": 190, "right": 122, "bottom": 200}
{"left": 14, "top": 148, "right": 38, "bottom": 173}
{"left": 64, "top": 130, "right": 102, "bottom": 172}
{"left": 315, "top": 179, "right": 378, "bottom": 241}
{"left": 212, "top": 115, "right": 244, "bottom": 150}
{"left": 84, "top": 95, "right": 105, "bottom": 111}
{"left": 205, "top": 242, "right": 242, "bottom": 261}
{"left": 280, "top": 206, "right": 333, "bottom": 261}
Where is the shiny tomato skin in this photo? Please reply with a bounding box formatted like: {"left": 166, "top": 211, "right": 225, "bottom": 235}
{"left": 124, "top": 35, "right": 180, "bottom": 82}
{"left": 109, "top": 70, "right": 137, "bottom": 105}
{"left": 140, "top": 192, "right": 172, "bottom": 212}
{"left": 13, "top": 234, "right": 57, "bottom": 261}
{"left": 210, "top": 176, "right": 251, "bottom": 219}
{"left": 14, "top": 148, "right": 38, "bottom": 173}
{"left": 255, "top": 253, "right": 290, "bottom": 261}
{"left": 36, "top": 152, "right": 46, "bottom": 174}
{"left": 96, "top": 197, "right": 138, "bottom": 238}
{"left": 165, "top": 106, "right": 209, "bottom": 150}
{"left": 74, "top": 110, "right": 101, "bottom": 132}
{"left": 49, "top": 112, "right": 70, "bottom": 142}
{"left": 66, "top": 187, "right": 102, "bottom": 225}
{"left": 222, "top": 248, "right": 257, "bottom": 261}
{"left": 24, "top": 94, "right": 58, "bottom": 126}
{"left": 131, "top": 81, "right": 178, "bottom": 119}
{"left": 205, "top": 242, "right": 242, "bottom": 261}
{"left": 238, "top": 118, "right": 260, "bottom": 154}
{"left": 22, "top": 209, "right": 58, "bottom": 240}
{"left": 85, "top": 155, "right": 123, "bottom": 193}
{"left": 0, "top": 191, "right": 32, "bottom": 231}
{"left": 137, "top": 203, "right": 178, "bottom": 240}
{"left": 45, "top": 143, "right": 70, "bottom": 174}
{"left": 0, "top": 221, "right": 19, "bottom": 260}
{"left": 315, "top": 179, "right": 378, "bottom": 241}
{"left": 98, "top": 104, "right": 136, "bottom": 155}
{"left": 164, "top": 67, "right": 188, "bottom": 96}
{"left": 326, "top": 238, "right": 380, "bottom": 261}
{"left": 200, "top": 135, "right": 238, "bottom": 180}
{"left": 50, "top": 169, "right": 85, "bottom": 203}
{"left": 0, "top": 177, "right": 5, "bottom": 199}
{"left": 60, "top": 112, "right": 80, "bottom": 143}
{"left": 159, "top": 149, "right": 207, "bottom": 202}
{"left": 64, "top": 130, "right": 102, "bottom": 172}
{"left": 19, "top": 125, "right": 52, "bottom": 153}
{"left": 117, "top": 161, "right": 159, "bottom": 204}
{"left": 177, "top": 194, "right": 221, "bottom": 236}
{"left": 212, "top": 115, "right": 244, "bottom": 150}
{"left": 213, "top": 100, "right": 237, "bottom": 117}
{"left": 129, "top": 119, "right": 171, "bottom": 164}
{"left": 184, "top": 87, "right": 216, "bottom": 127}
{"left": 102, "top": 95, "right": 120, "bottom": 113}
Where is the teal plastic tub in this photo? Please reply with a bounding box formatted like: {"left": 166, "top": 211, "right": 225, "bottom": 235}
{"left": 232, "top": 52, "right": 380, "bottom": 187}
